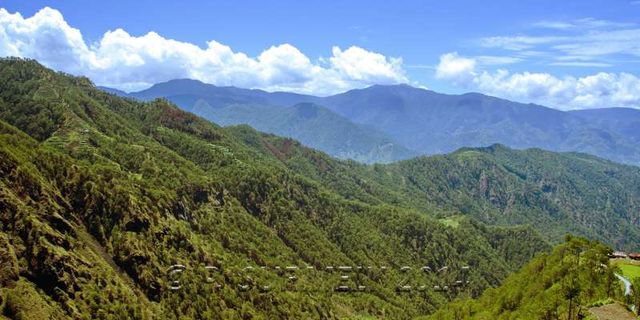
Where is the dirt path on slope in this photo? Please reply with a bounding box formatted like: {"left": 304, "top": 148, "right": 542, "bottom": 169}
{"left": 589, "top": 303, "right": 636, "bottom": 320}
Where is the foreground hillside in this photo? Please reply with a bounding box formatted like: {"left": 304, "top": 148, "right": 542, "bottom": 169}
{"left": 3, "top": 58, "right": 640, "bottom": 319}
{"left": 427, "top": 236, "right": 623, "bottom": 320}
{"left": 0, "top": 59, "right": 551, "bottom": 318}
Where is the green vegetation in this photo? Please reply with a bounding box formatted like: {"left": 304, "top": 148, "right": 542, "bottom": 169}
{"left": 0, "top": 58, "right": 638, "bottom": 319}
{"left": 0, "top": 58, "right": 552, "bottom": 318}
{"left": 631, "top": 277, "right": 640, "bottom": 316}
{"left": 426, "top": 236, "right": 623, "bottom": 320}
{"left": 234, "top": 130, "right": 640, "bottom": 251}
{"left": 619, "top": 264, "right": 640, "bottom": 280}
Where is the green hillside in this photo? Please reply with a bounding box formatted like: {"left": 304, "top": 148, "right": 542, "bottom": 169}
{"left": 426, "top": 236, "right": 623, "bottom": 320}
{"left": 0, "top": 58, "right": 553, "bottom": 319}
{"left": 2, "top": 58, "right": 640, "bottom": 319}
{"left": 231, "top": 129, "right": 640, "bottom": 251}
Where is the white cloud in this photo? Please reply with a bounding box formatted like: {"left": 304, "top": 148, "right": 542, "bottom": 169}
{"left": 475, "top": 55, "right": 523, "bottom": 65}
{"left": 0, "top": 7, "right": 407, "bottom": 95}
{"left": 480, "top": 26, "right": 640, "bottom": 60}
{"left": 480, "top": 35, "right": 566, "bottom": 51}
{"left": 548, "top": 61, "right": 613, "bottom": 67}
{"left": 551, "top": 29, "right": 640, "bottom": 58}
{"left": 472, "top": 17, "right": 640, "bottom": 109}
{"left": 532, "top": 18, "right": 635, "bottom": 30}
{"left": 435, "top": 53, "right": 523, "bottom": 84}
{"left": 435, "top": 52, "right": 477, "bottom": 85}
{"left": 329, "top": 46, "right": 406, "bottom": 84}
{"left": 435, "top": 52, "right": 640, "bottom": 110}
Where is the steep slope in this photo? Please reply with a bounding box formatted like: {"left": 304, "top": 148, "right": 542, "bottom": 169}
{"left": 427, "top": 236, "right": 622, "bottom": 320}
{"left": 0, "top": 58, "right": 551, "bottom": 319}
{"left": 227, "top": 128, "right": 640, "bottom": 251}
{"left": 381, "top": 145, "right": 640, "bottom": 250}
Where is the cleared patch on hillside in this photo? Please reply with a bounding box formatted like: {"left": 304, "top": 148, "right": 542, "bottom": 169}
{"left": 589, "top": 303, "right": 636, "bottom": 320}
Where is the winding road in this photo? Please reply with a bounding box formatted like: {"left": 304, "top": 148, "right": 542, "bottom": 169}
{"left": 615, "top": 273, "right": 636, "bottom": 314}
{"left": 615, "top": 273, "right": 632, "bottom": 296}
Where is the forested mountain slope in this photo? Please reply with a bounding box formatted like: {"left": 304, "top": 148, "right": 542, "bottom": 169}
{"left": 427, "top": 236, "right": 622, "bottom": 320}
{"left": 228, "top": 128, "right": 640, "bottom": 251}
{"left": 0, "top": 58, "right": 551, "bottom": 319}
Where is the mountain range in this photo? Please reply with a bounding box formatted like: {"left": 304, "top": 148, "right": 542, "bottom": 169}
{"left": 104, "top": 79, "right": 640, "bottom": 166}
{"left": 2, "top": 58, "right": 638, "bottom": 319}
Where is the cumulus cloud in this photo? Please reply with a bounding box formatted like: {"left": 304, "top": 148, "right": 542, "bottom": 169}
{"left": 0, "top": 7, "right": 407, "bottom": 94}
{"left": 329, "top": 46, "right": 405, "bottom": 83}
{"left": 435, "top": 52, "right": 640, "bottom": 110}
{"left": 435, "top": 52, "right": 477, "bottom": 85}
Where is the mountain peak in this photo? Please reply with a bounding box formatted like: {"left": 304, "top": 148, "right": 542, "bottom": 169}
{"left": 364, "top": 83, "right": 425, "bottom": 93}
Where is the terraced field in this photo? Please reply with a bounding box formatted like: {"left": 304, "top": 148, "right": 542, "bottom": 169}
{"left": 612, "top": 259, "right": 640, "bottom": 280}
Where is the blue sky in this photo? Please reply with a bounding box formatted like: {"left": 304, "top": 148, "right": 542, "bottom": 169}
{"left": 1, "top": 0, "right": 639, "bottom": 109}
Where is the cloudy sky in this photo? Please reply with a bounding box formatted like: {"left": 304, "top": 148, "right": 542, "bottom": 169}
{"left": 1, "top": 0, "right": 639, "bottom": 110}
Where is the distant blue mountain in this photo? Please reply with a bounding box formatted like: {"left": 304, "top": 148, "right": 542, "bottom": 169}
{"left": 570, "top": 108, "right": 640, "bottom": 143}
{"left": 97, "top": 86, "right": 131, "bottom": 97}
{"left": 112, "top": 79, "right": 415, "bottom": 163}
{"left": 102, "top": 80, "right": 640, "bottom": 166}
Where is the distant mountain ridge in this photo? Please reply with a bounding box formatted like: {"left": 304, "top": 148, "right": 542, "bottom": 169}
{"left": 104, "top": 79, "right": 640, "bottom": 166}
{"left": 114, "top": 79, "right": 413, "bottom": 163}
{"left": 192, "top": 101, "right": 417, "bottom": 163}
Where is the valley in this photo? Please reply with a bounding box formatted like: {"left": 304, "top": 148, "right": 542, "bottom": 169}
{"left": 0, "top": 58, "right": 639, "bottom": 319}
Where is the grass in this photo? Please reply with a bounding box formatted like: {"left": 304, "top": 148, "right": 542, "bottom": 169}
{"left": 611, "top": 258, "right": 640, "bottom": 266}
{"left": 587, "top": 297, "right": 615, "bottom": 308}
{"left": 611, "top": 258, "right": 640, "bottom": 280}
{"left": 618, "top": 264, "right": 640, "bottom": 280}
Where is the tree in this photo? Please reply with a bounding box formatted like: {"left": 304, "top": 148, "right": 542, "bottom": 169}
{"left": 632, "top": 277, "right": 640, "bottom": 316}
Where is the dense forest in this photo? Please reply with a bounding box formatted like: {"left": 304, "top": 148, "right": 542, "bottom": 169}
{"left": 427, "top": 236, "right": 623, "bottom": 320}
{"left": 229, "top": 127, "right": 640, "bottom": 251}
{"left": 0, "top": 58, "right": 636, "bottom": 319}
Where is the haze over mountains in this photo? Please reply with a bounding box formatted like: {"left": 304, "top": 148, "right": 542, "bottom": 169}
{"left": 104, "top": 79, "right": 640, "bottom": 166}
